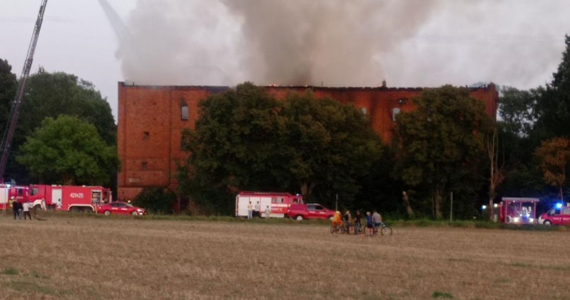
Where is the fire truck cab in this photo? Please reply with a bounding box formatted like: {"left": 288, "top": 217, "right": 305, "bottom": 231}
{"left": 0, "top": 184, "right": 29, "bottom": 210}
{"left": 235, "top": 192, "right": 304, "bottom": 218}
{"left": 499, "top": 197, "right": 539, "bottom": 224}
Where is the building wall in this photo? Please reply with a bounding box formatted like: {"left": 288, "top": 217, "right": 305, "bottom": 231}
{"left": 117, "top": 83, "right": 498, "bottom": 201}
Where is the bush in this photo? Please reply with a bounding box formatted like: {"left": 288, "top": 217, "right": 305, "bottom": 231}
{"left": 133, "top": 188, "right": 177, "bottom": 214}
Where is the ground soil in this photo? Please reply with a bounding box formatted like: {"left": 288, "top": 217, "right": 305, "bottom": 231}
{"left": 0, "top": 214, "right": 569, "bottom": 300}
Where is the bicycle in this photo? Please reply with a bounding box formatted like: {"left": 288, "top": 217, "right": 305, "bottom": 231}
{"left": 373, "top": 222, "right": 393, "bottom": 236}
{"left": 330, "top": 222, "right": 349, "bottom": 234}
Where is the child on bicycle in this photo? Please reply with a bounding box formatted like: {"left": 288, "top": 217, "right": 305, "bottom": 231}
{"left": 365, "top": 211, "right": 374, "bottom": 236}
{"left": 343, "top": 210, "right": 352, "bottom": 232}
{"left": 354, "top": 210, "right": 362, "bottom": 234}
{"left": 332, "top": 211, "right": 342, "bottom": 229}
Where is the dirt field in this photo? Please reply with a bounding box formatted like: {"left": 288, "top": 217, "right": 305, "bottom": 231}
{"left": 0, "top": 215, "right": 569, "bottom": 300}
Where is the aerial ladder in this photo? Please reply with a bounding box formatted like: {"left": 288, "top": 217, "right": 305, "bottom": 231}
{"left": 0, "top": 0, "right": 49, "bottom": 182}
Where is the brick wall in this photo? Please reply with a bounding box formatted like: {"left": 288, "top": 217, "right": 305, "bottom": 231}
{"left": 117, "top": 83, "right": 498, "bottom": 201}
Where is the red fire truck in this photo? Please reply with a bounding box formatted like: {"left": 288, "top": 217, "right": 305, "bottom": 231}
{"left": 235, "top": 191, "right": 304, "bottom": 218}
{"left": 0, "top": 184, "right": 112, "bottom": 212}
{"left": 0, "top": 184, "right": 30, "bottom": 210}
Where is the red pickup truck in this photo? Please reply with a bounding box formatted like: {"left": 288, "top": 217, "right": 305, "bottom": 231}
{"left": 287, "top": 203, "right": 336, "bottom": 221}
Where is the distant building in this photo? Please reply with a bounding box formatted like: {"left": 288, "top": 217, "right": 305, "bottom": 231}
{"left": 117, "top": 82, "right": 498, "bottom": 201}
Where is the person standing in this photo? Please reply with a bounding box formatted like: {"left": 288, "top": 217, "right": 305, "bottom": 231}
{"left": 23, "top": 202, "right": 32, "bottom": 220}
{"left": 265, "top": 205, "right": 271, "bottom": 219}
{"left": 343, "top": 210, "right": 352, "bottom": 233}
{"left": 11, "top": 198, "right": 19, "bottom": 220}
{"left": 365, "top": 211, "right": 374, "bottom": 236}
{"left": 254, "top": 201, "right": 261, "bottom": 218}
{"left": 247, "top": 201, "right": 253, "bottom": 219}
{"left": 372, "top": 210, "right": 383, "bottom": 234}
{"left": 354, "top": 210, "right": 362, "bottom": 235}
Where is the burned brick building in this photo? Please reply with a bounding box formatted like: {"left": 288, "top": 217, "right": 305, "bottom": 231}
{"left": 117, "top": 82, "right": 498, "bottom": 201}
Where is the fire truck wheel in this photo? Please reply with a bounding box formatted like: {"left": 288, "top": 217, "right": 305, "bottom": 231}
{"left": 295, "top": 215, "right": 303, "bottom": 221}
{"left": 544, "top": 220, "right": 551, "bottom": 226}
{"left": 104, "top": 211, "right": 111, "bottom": 216}
{"left": 329, "top": 216, "right": 334, "bottom": 221}
{"left": 132, "top": 211, "right": 138, "bottom": 216}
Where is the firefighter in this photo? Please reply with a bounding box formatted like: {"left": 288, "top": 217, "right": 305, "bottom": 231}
{"left": 10, "top": 197, "right": 18, "bottom": 220}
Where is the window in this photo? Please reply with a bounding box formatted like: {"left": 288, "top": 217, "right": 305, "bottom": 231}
{"left": 392, "top": 108, "right": 401, "bottom": 122}
{"left": 361, "top": 107, "right": 367, "bottom": 115}
{"left": 314, "top": 205, "right": 324, "bottom": 211}
{"left": 181, "top": 100, "right": 189, "bottom": 121}
{"left": 272, "top": 197, "right": 284, "bottom": 204}
{"left": 564, "top": 207, "right": 570, "bottom": 215}
{"left": 142, "top": 162, "right": 148, "bottom": 170}
{"left": 17, "top": 189, "right": 23, "bottom": 195}
{"left": 31, "top": 188, "right": 39, "bottom": 196}
{"left": 143, "top": 132, "right": 150, "bottom": 141}
{"left": 307, "top": 205, "right": 316, "bottom": 211}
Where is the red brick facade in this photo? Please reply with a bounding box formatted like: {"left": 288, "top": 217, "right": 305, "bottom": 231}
{"left": 117, "top": 83, "right": 498, "bottom": 201}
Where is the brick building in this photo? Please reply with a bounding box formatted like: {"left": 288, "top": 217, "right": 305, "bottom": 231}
{"left": 117, "top": 82, "right": 498, "bottom": 201}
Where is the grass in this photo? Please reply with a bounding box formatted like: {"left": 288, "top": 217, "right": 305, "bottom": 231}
{"left": 1, "top": 213, "right": 570, "bottom": 299}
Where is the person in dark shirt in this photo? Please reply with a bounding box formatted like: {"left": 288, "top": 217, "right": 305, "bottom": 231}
{"left": 365, "top": 211, "right": 374, "bottom": 236}
{"left": 11, "top": 198, "right": 19, "bottom": 220}
{"left": 353, "top": 210, "right": 362, "bottom": 235}
{"left": 343, "top": 210, "right": 352, "bottom": 233}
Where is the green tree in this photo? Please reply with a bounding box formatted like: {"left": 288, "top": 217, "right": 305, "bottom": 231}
{"left": 395, "top": 85, "right": 491, "bottom": 219}
{"left": 16, "top": 115, "right": 120, "bottom": 185}
{"left": 534, "top": 137, "right": 570, "bottom": 202}
{"left": 0, "top": 59, "right": 18, "bottom": 135}
{"left": 179, "top": 82, "right": 383, "bottom": 213}
{"left": 535, "top": 35, "right": 570, "bottom": 139}
{"left": 133, "top": 187, "right": 177, "bottom": 214}
{"left": 4, "top": 68, "right": 116, "bottom": 184}
{"left": 279, "top": 90, "right": 382, "bottom": 207}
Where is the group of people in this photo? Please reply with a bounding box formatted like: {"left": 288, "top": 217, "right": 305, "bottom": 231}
{"left": 332, "top": 209, "right": 383, "bottom": 235}
{"left": 10, "top": 198, "right": 33, "bottom": 220}
{"left": 247, "top": 201, "right": 271, "bottom": 219}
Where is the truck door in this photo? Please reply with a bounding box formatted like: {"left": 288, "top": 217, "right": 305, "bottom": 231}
{"left": 237, "top": 196, "right": 249, "bottom": 217}
{"left": 52, "top": 189, "right": 63, "bottom": 210}
{"left": 0, "top": 187, "right": 7, "bottom": 209}
{"left": 562, "top": 207, "right": 570, "bottom": 225}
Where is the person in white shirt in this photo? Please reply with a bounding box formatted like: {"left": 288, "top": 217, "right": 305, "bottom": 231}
{"left": 23, "top": 202, "right": 32, "bottom": 220}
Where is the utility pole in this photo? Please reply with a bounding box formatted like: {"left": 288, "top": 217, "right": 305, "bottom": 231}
{"left": 0, "top": 0, "right": 49, "bottom": 182}
{"left": 335, "top": 194, "right": 338, "bottom": 211}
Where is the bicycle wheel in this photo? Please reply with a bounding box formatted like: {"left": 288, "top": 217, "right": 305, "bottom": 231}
{"left": 380, "top": 226, "right": 393, "bottom": 236}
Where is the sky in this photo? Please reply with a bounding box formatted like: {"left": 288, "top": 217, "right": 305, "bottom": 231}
{"left": 1, "top": 0, "right": 570, "bottom": 122}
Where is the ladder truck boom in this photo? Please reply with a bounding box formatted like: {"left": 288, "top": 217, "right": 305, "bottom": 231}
{"left": 0, "top": 0, "right": 49, "bottom": 182}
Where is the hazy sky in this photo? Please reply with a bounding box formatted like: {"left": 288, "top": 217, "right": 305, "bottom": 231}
{"left": 1, "top": 0, "right": 570, "bottom": 121}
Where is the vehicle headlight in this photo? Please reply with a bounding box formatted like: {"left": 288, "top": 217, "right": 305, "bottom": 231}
{"left": 513, "top": 217, "right": 520, "bottom": 223}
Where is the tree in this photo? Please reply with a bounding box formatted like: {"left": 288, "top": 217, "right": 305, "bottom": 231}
{"left": 279, "top": 91, "right": 382, "bottom": 205}
{"left": 395, "top": 85, "right": 491, "bottom": 219}
{"left": 179, "top": 82, "right": 383, "bottom": 213}
{"left": 535, "top": 35, "right": 570, "bottom": 139}
{"left": 4, "top": 68, "right": 116, "bottom": 184}
{"left": 0, "top": 59, "right": 18, "bottom": 135}
{"left": 16, "top": 115, "right": 120, "bottom": 185}
{"left": 534, "top": 137, "right": 570, "bottom": 202}
{"left": 133, "top": 187, "right": 177, "bottom": 214}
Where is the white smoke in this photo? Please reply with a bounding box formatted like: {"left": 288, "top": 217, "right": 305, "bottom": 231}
{"left": 102, "top": 0, "right": 570, "bottom": 88}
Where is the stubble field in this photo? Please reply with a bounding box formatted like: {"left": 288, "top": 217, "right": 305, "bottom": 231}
{"left": 0, "top": 214, "right": 569, "bottom": 300}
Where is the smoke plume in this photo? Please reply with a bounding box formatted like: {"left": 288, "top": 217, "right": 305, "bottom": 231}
{"left": 104, "top": 0, "right": 570, "bottom": 88}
